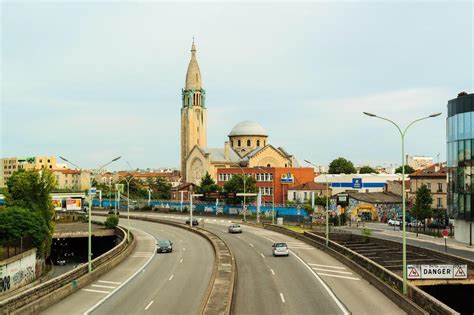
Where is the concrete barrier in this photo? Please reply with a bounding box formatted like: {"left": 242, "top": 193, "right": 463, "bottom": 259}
{"left": 0, "top": 225, "right": 135, "bottom": 315}
{"left": 261, "top": 224, "right": 458, "bottom": 315}
{"left": 96, "top": 213, "right": 236, "bottom": 315}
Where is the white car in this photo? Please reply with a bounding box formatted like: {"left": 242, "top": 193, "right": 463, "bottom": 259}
{"left": 228, "top": 224, "right": 242, "bottom": 233}
{"left": 272, "top": 242, "right": 289, "bottom": 257}
{"left": 388, "top": 219, "right": 401, "bottom": 226}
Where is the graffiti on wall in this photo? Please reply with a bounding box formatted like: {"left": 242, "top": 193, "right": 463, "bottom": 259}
{"left": 345, "top": 198, "right": 402, "bottom": 222}
{"left": 0, "top": 249, "right": 36, "bottom": 295}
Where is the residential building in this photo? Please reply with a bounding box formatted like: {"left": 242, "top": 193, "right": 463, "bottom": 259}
{"left": 315, "top": 173, "right": 402, "bottom": 195}
{"left": 406, "top": 155, "right": 434, "bottom": 170}
{"left": 1, "top": 156, "right": 57, "bottom": 187}
{"left": 53, "top": 169, "right": 91, "bottom": 191}
{"left": 117, "top": 170, "right": 181, "bottom": 187}
{"left": 216, "top": 167, "right": 314, "bottom": 205}
{"left": 408, "top": 164, "right": 447, "bottom": 211}
{"left": 287, "top": 182, "right": 332, "bottom": 203}
{"left": 447, "top": 91, "right": 474, "bottom": 245}
{"left": 384, "top": 179, "right": 411, "bottom": 199}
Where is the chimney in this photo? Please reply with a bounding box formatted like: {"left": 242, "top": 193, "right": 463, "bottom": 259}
{"left": 224, "top": 141, "right": 230, "bottom": 160}
{"left": 434, "top": 163, "right": 440, "bottom": 172}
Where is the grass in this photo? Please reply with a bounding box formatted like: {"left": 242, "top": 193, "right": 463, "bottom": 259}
{"left": 283, "top": 225, "right": 311, "bottom": 233}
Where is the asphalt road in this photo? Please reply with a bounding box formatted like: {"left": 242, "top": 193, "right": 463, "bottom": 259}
{"left": 42, "top": 218, "right": 214, "bottom": 315}
{"left": 136, "top": 213, "right": 405, "bottom": 315}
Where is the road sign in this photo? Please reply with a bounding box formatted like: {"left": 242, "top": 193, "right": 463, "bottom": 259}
{"left": 407, "top": 265, "right": 421, "bottom": 279}
{"left": 442, "top": 229, "right": 449, "bottom": 238}
{"left": 453, "top": 265, "right": 468, "bottom": 279}
{"left": 89, "top": 187, "right": 97, "bottom": 195}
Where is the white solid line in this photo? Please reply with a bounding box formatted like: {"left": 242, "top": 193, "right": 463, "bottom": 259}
{"left": 92, "top": 284, "right": 116, "bottom": 289}
{"left": 169, "top": 275, "right": 174, "bottom": 281}
{"left": 308, "top": 263, "right": 346, "bottom": 270}
{"left": 180, "top": 258, "right": 183, "bottom": 263}
{"left": 280, "top": 293, "right": 285, "bottom": 303}
{"left": 249, "top": 243, "right": 254, "bottom": 247}
{"left": 260, "top": 253, "right": 265, "bottom": 258}
{"left": 82, "top": 289, "right": 110, "bottom": 294}
{"left": 145, "top": 300, "right": 154, "bottom": 310}
{"left": 271, "top": 269, "right": 275, "bottom": 276}
{"left": 318, "top": 273, "right": 360, "bottom": 280}
{"left": 290, "top": 251, "right": 350, "bottom": 315}
{"left": 312, "top": 268, "right": 353, "bottom": 275}
{"left": 98, "top": 280, "right": 121, "bottom": 285}
{"left": 84, "top": 230, "right": 157, "bottom": 315}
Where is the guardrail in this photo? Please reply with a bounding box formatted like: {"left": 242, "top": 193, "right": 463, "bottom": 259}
{"left": 261, "top": 224, "right": 459, "bottom": 315}
{"left": 94, "top": 213, "right": 236, "bottom": 315}
{"left": 0, "top": 224, "right": 135, "bottom": 315}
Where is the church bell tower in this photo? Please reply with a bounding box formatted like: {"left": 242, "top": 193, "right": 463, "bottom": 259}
{"left": 181, "top": 41, "right": 207, "bottom": 182}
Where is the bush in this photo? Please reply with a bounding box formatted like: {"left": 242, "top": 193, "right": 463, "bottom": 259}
{"left": 104, "top": 215, "right": 119, "bottom": 229}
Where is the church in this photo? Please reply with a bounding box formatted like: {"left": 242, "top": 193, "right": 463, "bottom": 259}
{"left": 180, "top": 42, "right": 298, "bottom": 185}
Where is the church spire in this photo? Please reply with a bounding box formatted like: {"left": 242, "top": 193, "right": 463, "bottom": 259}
{"left": 185, "top": 40, "right": 202, "bottom": 90}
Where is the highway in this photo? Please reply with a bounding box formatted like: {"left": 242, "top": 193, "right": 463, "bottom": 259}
{"left": 134, "top": 213, "right": 405, "bottom": 315}
{"left": 42, "top": 218, "right": 214, "bottom": 315}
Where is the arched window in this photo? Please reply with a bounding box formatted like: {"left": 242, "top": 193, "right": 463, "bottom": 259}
{"left": 267, "top": 164, "right": 271, "bottom": 167}
{"left": 247, "top": 139, "right": 251, "bottom": 147}
{"left": 264, "top": 141, "right": 266, "bottom": 146}
{"left": 238, "top": 140, "right": 241, "bottom": 147}
{"left": 231, "top": 141, "right": 234, "bottom": 147}
{"left": 257, "top": 140, "right": 260, "bottom": 146}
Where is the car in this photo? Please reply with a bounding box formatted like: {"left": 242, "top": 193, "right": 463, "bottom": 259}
{"left": 156, "top": 240, "right": 173, "bottom": 253}
{"left": 388, "top": 218, "right": 401, "bottom": 226}
{"left": 55, "top": 257, "right": 66, "bottom": 266}
{"left": 272, "top": 242, "right": 289, "bottom": 257}
{"left": 228, "top": 224, "right": 242, "bottom": 233}
{"left": 408, "top": 220, "right": 423, "bottom": 227}
{"left": 108, "top": 209, "right": 120, "bottom": 215}
{"left": 185, "top": 218, "right": 199, "bottom": 226}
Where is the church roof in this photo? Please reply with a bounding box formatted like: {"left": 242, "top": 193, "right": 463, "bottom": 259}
{"left": 201, "top": 147, "right": 240, "bottom": 163}
{"left": 185, "top": 42, "right": 202, "bottom": 90}
{"left": 228, "top": 120, "right": 268, "bottom": 137}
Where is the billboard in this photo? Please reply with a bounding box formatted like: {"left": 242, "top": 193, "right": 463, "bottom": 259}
{"left": 66, "top": 199, "right": 81, "bottom": 210}
{"left": 352, "top": 178, "right": 362, "bottom": 189}
{"left": 52, "top": 199, "right": 63, "bottom": 211}
{"left": 281, "top": 173, "right": 294, "bottom": 184}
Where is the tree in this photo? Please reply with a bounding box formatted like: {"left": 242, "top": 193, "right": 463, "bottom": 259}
{"left": 152, "top": 177, "right": 172, "bottom": 200}
{"left": 359, "top": 166, "right": 378, "bottom": 174}
{"left": 412, "top": 184, "right": 433, "bottom": 235}
{"left": 328, "top": 157, "right": 356, "bottom": 174}
{"left": 0, "top": 206, "right": 50, "bottom": 255}
{"left": 395, "top": 165, "right": 415, "bottom": 174}
{"left": 223, "top": 174, "right": 257, "bottom": 204}
{"left": 196, "top": 172, "right": 221, "bottom": 200}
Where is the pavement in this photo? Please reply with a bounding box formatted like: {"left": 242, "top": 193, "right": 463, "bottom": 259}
{"left": 41, "top": 217, "right": 214, "bottom": 315}
{"left": 339, "top": 222, "right": 474, "bottom": 261}
{"left": 134, "top": 212, "right": 405, "bottom": 315}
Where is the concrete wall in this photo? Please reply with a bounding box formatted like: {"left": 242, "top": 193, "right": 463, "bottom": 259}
{"left": 454, "top": 219, "right": 473, "bottom": 244}
{"left": 0, "top": 249, "right": 36, "bottom": 296}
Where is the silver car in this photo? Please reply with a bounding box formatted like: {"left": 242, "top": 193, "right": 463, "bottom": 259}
{"left": 228, "top": 224, "right": 242, "bottom": 233}
{"left": 272, "top": 242, "right": 289, "bottom": 257}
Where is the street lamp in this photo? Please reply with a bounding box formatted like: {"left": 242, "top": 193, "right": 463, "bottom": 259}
{"left": 256, "top": 166, "right": 275, "bottom": 224}
{"left": 59, "top": 156, "right": 121, "bottom": 273}
{"left": 305, "top": 159, "right": 330, "bottom": 246}
{"left": 363, "top": 111, "right": 441, "bottom": 295}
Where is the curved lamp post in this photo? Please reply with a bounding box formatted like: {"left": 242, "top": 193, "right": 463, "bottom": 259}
{"left": 59, "top": 156, "right": 121, "bottom": 273}
{"left": 363, "top": 111, "right": 441, "bottom": 295}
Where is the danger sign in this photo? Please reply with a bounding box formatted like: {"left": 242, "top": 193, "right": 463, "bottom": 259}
{"left": 408, "top": 264, "right": 468, "bottom": 279}
{"left": 453, "top": 265, "right": 468, "bottom": 279}
{"left": 407, "top": 265, "right": 421, "bottom": 279}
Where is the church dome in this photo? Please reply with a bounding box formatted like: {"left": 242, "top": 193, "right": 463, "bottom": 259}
{"left": 185, "top": 42, "right": 202, "bottom": 90}
{"left": 228, "top": 120, "right": 268, "bottom": 137}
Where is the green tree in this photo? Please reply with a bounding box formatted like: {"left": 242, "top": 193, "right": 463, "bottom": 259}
{"left": 0, "top": 206, "right": 50, "bottom": 255}
{"left": 359, "top": 166, "right": 378, "bottom": 174}
{"left": 223, "top": 174, "right": 257, "bottom": 204}
{"left": 104, "top": 214, "right": 119, "bottom": 229}
{"left": 395, "top": 165, "right": 415, "bottom": 174}
{"left": 196, "top": 172, "right": 221, "bottom": 200}
{"left": 329, "top": 157, "right": 356, "bottom": 174}
{"left": 412, "top": 184, "right": 433, "bottom": 233}
{"left": 152, "top": 177, "right": 172, "bottom": 200}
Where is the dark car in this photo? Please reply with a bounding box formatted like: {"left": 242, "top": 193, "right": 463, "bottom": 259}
{"left": 108, "top": 209, "right": 120, "bottom": 215}
{"left": 185, "top": 218, "right": 199, "bottom": 226}
{"left": 156, "top": 240, "right": 173, "bottom": 253}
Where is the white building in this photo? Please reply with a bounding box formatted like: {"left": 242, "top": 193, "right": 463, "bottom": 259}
{"left": 406, "top": 155, "right": 434, "bottom": 170}
{"left": 315, "top": 173, "right": 403, "bottom": 195}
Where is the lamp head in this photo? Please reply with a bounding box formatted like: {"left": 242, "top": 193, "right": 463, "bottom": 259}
{"left": 363, "top": 112, "right": 377, "bottom": 117}
{"left": 112, "top": 156, "right": 122, "bottom": 162}
{"left": 429, "top": 113, "right": 442, "bottom": 118}
{"left": 59, "top": 156, "right": 68, "bottom": 162}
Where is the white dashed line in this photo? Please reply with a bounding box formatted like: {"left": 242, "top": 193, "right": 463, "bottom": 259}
{"left": 270, "top": 269, "right": 275, "bottom": 276}
{"left": 145, "top": 300, "right": 154, "bottom": 310}
{"left": 82, "top": 288, "right": 110, "bottom": 294}
{"left": 169, "top": 275, "right": 174, "bottom": 281}
{"left": 317, "top": 273, "right": 360, "bottom": 280}
{"left": 183, "top": 247, "right": 186, "bottom": 251}
{"left": 180, "top": 258, "right": 183, "bottom": 264}
{"left": 260, "top": 253, "right": 265, "bottom": 258}
{"left": 92, "top": 284, "right": 116, "bottom": 289}
{"left": 280, "top": 293, "right": 285, "bottom": 303}
{"left": 98, "top": 280, "right": 121, "bottom": 285}
{"left": 307, "top": 263, "right": 346, "bottom": 270}
{"left": 312, "top": 268, "right": 353, "bottom": 275}
{"left": 249, "top": 243, "right": 254, "bottom": 247}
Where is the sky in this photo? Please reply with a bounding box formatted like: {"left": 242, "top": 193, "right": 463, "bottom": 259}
{"left": 1, "top": 1, "right": 473, "bottom": 170}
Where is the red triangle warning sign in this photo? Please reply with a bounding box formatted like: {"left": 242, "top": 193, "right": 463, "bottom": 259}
{"left": 454, "top": 266, "right": 467, "bottom": 278}
{"left": 408, "top": 266, "right": 420, "bottom": 278}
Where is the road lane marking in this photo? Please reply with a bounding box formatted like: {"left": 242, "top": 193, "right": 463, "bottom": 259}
{"left": 180, "top": 258, "right": 183, "bottom": 263}
{"left": 183, "top": 247, "right": 186, "bottom": 251}
{"left": 145, "top": 300, "right": 154, "bottom": 310}
{"left": 82, "top": 289, "right": 110, "bottom": 294}
{"left": 169, "top": 275, "right": 174, "bottom": 281}
{"left": 280, "top": 293, "right": 285, "bottom": 303}
{"left": 249, "top": 243, "right": 254, "bottom": 247}
{"left": 98, "top": 280, "right": 121, "bottom": 285}
{"left": 92, "top": 284, "right": 116, "bottom": 289}
{"left": 271, "top": 269, "right": 275, "bottom": 276}
{"left": 290, "top": 251, "right": 350, "bottom": 315}
{"left": 317, "top": 273, "right": 360, "bottom": 281}
{"left": 312, "top": 268, "right": 353, "bottom": 275}
{"left": 260, "top": 253, "right": 265, "bottom": 258}
{"left": 308, "top": 263, "right": 346, "bottom": 270}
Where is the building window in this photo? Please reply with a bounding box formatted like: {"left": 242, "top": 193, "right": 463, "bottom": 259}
{"left": 427, "top": 183, "right": 431, "bottom": 191}
{"left": 267, "top": 164, "right": 271, "bottom": 167}
{"left": 238, "top": 140, "right": 241, "bottom": 147}
{"left": 257, "top": 140, "right": 260, "bottom": 146}
{"left": 247, "top": 139, "right": 251, "bottom": 146}
{"left": 304, "top": 192, "right": 308, "bottom": 200}
{"left": 437, "top": 197, "right": 442, "bottom": 208}
{"left": 231, "top": 141, "right": 233, "bottom": 147}
{"left": 438, "top": 183, "right": 443, "bottom": 192}
{"left": 293, "top": 192, "right": 296, "bottom": 200}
